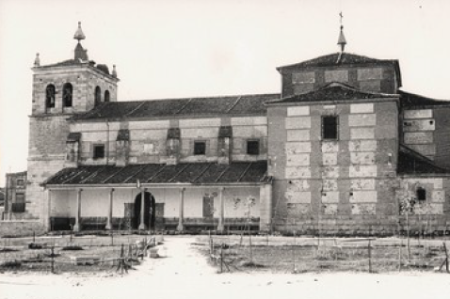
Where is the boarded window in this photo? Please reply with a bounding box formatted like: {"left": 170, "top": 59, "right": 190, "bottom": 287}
{"left": 194, "top": 141, "right": 206, "bottom": 155}
{"left": 203, "top": 196, "right": 214, "bottom": 218}
{"left": 247, "top": 140, "right": 260, "bottom": 155}
{"left": 416, "top": 187, "right": 426, "bottom": 201}
{"left": 322, "top": 116, "right": 339, "bottom": 140}
{"left": 292, "top": 72, "right": 315, "bottom": 84}
{"left": 93, "top": 144, "right": 105, "bottom": 159}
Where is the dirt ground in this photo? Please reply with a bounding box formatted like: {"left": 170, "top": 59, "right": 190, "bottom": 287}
{"left": 1, "top": 236, "right": 450, "bottom": 299}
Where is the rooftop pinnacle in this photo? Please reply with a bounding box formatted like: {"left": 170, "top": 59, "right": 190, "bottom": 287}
{"left": 73, "top": 22, "right": 86, "bottom": 42}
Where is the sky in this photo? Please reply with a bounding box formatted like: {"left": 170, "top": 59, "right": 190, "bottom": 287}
{"left": 0, "top": 0, "right": 449, "bottom": 186}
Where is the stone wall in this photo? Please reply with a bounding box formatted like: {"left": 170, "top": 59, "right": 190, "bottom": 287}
{"left": 403, "top": 106, "right": 450, "bottom": 167}
{"left": 281, "top": 65, "right": 399, "bottom": 97}
{"left": 70, "top": 115, "right": 268, "bottom": 165}
{"left": 32, "top": 65, "right": 118, "bottom": 115}
{"left": 0, "top": 221, "right": 46, "bottom": 237}
{"left": 268, "top": 100, "right": 400, "bottom": 234}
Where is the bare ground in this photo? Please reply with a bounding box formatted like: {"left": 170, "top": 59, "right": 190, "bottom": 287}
{"left": 1, "top": 236, "right": 450, "bottom": 299}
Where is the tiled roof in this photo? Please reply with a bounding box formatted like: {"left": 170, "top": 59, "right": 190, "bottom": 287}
{"left": 268, "top": 83, "right": 397, "bottom": 105}
{"left": 400, "top": 90, "right": 450, "bottom": 109}
{"left": 397, "top": 145, "right": 449, "bottom": 175}
{"left": 277, "top": 52, "right": 399, "bottom": 70}
{"left": 45, "top": 161, "right": 270, "bottom": 186}
{"left": 71, "top": 93, "right": 279, "bottom": 121}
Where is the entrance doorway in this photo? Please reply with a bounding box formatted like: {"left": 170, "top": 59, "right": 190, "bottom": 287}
{"left": 133, "top": 191, "right": 156, "bottom": 229}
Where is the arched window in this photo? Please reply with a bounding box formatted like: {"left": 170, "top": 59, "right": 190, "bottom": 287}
{"left": 63, "top": 83, "right": 73, "bottom": 107}
{"left": 46, "top": 84, "right": 56, "bottom": 108}
{"left": 104, "top": 90, "right": 110, "bottom": 102}
{"left": 94, "top": 86, "right": 102, "bottom": 106}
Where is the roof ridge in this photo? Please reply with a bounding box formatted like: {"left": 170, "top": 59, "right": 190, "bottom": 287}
{"left": 226, "top": 96, "right": 242, "bottom": 113}
{"left": 124, "top": 101, "right": 146, "bottom": 118}
{"left": 174, "top": 98, "right": 192, "bottom": 115}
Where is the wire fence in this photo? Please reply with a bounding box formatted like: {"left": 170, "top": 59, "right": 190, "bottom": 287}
{"left": 0, "top": 233, "right": 163, "bottom": 274}
{"left": 205, "top": 234, "right": 450, "bottom": 274}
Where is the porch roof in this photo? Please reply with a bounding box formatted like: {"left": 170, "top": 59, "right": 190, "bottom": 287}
{"left": 44, "top": 161, "right": 271, "bottom": 187}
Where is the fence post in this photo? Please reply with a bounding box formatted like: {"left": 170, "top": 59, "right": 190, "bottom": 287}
{"left": 444, "top": 242, "right": 449, "bottom": 273}
{"left": 368, "top": 239, "right": 372, "bottom": 273}
{"left": 51, "top": 246, "right": 55, "bottom": 274}
{"left": 220, "top": 245, "right": 224, "bottom": 273}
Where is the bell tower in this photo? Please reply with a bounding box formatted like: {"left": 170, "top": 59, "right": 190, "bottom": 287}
{"left": 26, "top": 23, "right": 119, "bottom": 226}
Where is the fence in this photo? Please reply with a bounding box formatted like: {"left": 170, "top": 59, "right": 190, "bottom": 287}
{"left": 206, "top": 233, "right": 450, "bottom": 274}
{"left": 0, "top": 233, "right": 163, "bottom": 274}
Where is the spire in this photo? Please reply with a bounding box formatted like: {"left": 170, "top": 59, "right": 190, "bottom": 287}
{"left": 73, "top": 22, "right": 88, "bottom": 61}
{"left": 337, "top": 12, "right": 347, "bottom": 53}
{"left": 34, "top": 53, "right": 40, "bottom": 67}
{"left": 73, "top": 21, "right": 86, "bottom": 42}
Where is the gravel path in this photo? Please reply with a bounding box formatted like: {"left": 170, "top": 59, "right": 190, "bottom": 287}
{"left": 1, "top": 236, "right": 449, "bottom": 299}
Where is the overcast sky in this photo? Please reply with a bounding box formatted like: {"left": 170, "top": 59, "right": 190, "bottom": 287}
{"left": 0, "top": 0, "right": 449, "bottom": 186}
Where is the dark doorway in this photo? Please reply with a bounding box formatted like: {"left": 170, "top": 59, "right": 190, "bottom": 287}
{"left": 133, "top": 192, "right": 156, "bottom": 230}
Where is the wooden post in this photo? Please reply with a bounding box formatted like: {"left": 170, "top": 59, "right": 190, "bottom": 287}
{"left": 106, "top": 188, "right": 114, "bottom": 230}
{"left": 368, "top": 239, "right": 372, "bottom": 273}
{"left": 73, "top": 188, "right": 82, "bottom": 232}
{"left": 217, "top": 187, "right": 225, "bottom": 233}
{"left": 51, "top": 246, "right": 55, "bottom": 274}
{"left": 444, "top": 242, "right": 449, "bottom": 273}
{"left": 220, "top": 245, "right": 224, "bottom": 273}
{"left": 138, "top": 189, "right": 146, "bottom": 230}
{"left": 177, "top": 188, "right": 185, "bottom": 232}
{"left": 47, "top": 189, "right": 52, "bottom": 231}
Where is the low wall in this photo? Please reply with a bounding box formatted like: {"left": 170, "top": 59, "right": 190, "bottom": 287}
{"left": 0, "top": 220, "right": 46, "bottom": 237}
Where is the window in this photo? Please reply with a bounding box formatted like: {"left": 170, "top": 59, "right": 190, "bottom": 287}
{"left": 416, "top": 187, "right": 426, "bottom": 201}
{"left": 94, "top": 86, "right": 102, "bottom": 106}
{"left": 247, "top": 140, "right": 260, "bottom": 155}
{"left": 16, "top": 179, "right": 24, "bottom": 187}
{"left": 93, "top": 144, "right": 105, "bottom": 159}
{"left": 46, "top": 84, "right": 56, "bottom": 108}
{"left": 194, "top": 141, "right": 206, "bottom": 155}
{"left": 104, "top": 90, "right": 110, "bottom": 102}
{"left": 322, "top": 115, "right": 339, "bottom": 140}
{"left": 12, "top": 193, "right": 25, "bottom": 213}
{"left": 63, "top": 83, "right": 73, "bottom": 107}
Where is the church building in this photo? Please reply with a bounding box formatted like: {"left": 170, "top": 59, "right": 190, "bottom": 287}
{"left": 24, "top": 22, "right": 450, "bottom": 235}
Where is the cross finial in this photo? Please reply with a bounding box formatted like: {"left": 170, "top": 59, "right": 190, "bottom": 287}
{"left": 339, "top": 12, "right": 343, "bottom": 26}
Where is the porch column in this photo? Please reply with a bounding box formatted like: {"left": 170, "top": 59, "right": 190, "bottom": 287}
{"left": 177, "top": 188, "right": 185, "bottom": 232}
{"left": 138, "top": 188, "right": 146, "bottom": 230}
{"left": 217, "top": 187, "right": 225, "bottom": 233}
{"left": 73, "top": 188, "right": 82, "bottom": 232}
{"left": 105, "top": 188, "right": 114, "bottom": 230}
{"left": 47, "top": 189, "right": 52, "bottom": 231}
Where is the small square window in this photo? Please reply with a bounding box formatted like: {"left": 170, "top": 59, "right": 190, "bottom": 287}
{"left": 416, "top": 187, "right": 426, "bottom": 201}
{"left": 247, "top": 140, "right": 260, "bottom": 155}
{"left": 322, "top": 115, "right": 339, "bottom": 140}
{"left": 16, "top": 179, "right": 24, "bottom": 186}
{"left": 194, "top": 141, "right": 206, "bottom": 155}
{"left": 93, "top": 144, "right": 105, "bottom": 159}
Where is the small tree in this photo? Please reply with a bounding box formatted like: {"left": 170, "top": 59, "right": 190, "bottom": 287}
{"left": 397, "top": 182, "right": 416, "bottom": 263}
